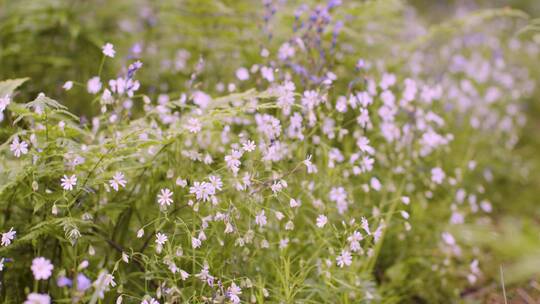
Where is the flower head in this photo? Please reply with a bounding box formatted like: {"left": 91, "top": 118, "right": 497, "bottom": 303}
{"left": 62, "top": 81, "right": 73, "bottom": 91}
{"left": 0, "top": 95, "right": 11, "bottom": 112}
{"left": 191, "top": 237, "right": 202, "bottom": 249}
{"left": 1, "top": 227, "right": 16, "bottom": 246}
{"left": 93, "top": 271, "right": 116, "bottom": 298}
{"left": 155, "top": 232, "right": 168, "bottom": 246}
{"left": 255, "top": 210, "right": 267, "bottom": 228}
{"left": 61, "top": 175, "right": 77, "bottom": 191}
{"left": 77, "top": 273, "right": 92, "bottom": 291}
{"left": 227, "top": 282, "right": 242, "bottom": 304}
{"left": 109, "top": 172, "right": 127, "bottom": 191}
{"left": 102, "top": 43, "right": 116, "bottom": 58}
{"left": 10, "top": 137, "right": 29, "bottom": 157}
{"left": 431, "top": 167, "right": 445, "bottom": 184}
{"left": 316, "top": 215, "right": 327, "bottom": 228}
{"left": 242, "top": 140, "right": 256, "bottom": 152}
{"left": 185, "top": 117, "right": 202, "bottom": 133}
{"left": 235, "top": 67, "right": 249, "bottom": 81}
{"left": 31, "top": 257, "right": 54, "bottom": 280}
{"left": 278, "top": 42, "right": 295, "bottom": 60}
{"left": 336, "top": 250, "right": 352, "bottom": 268}
{"left": 87, "top": 77, "right": 102, "bottom": 94}
{"left": 157, "top": 188, "right": 174, "bottom": 206}
{"left": 141, "top": 297, "right": 159, "bottom": 304}
{"left": 24, "top": 293, "right": 51, "bottom": 304}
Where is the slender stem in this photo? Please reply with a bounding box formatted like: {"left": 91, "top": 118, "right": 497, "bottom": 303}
{"left": 97, "top": 55, "right": 106, "bottom": 78}
{"left": 365, "top": 179, "right": 404, "bottom": 273}
{"left": 500, "top": 265, "right": 508, "bottom": 304}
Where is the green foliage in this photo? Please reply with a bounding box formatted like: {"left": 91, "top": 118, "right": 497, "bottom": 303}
{"left": 0, "top": 1, "right": 539, "bottom": 303}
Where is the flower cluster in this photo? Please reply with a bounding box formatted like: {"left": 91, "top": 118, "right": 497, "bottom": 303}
{"left": 0, "top": 1, "right": 537, "bottom": 303}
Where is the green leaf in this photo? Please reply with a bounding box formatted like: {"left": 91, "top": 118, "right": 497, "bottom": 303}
{"left": 0, "top": 78, "right": 29, "bottom": 97}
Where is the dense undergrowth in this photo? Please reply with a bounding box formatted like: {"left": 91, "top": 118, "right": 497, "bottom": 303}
{"left": 1, "top": 0, "right": 540, "bottom": 303}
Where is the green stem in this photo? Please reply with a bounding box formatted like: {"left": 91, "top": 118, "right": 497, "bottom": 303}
{"left": 365, "top": 179, "right": 404, "bottom": 273}
{"left": 97, "top": 55, "right": 106, "bottom": 78}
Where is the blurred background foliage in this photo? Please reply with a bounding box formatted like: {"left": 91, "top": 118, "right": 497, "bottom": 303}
{"left": 0, "top": 0, "right": 414, "bottom": 113}
{"left": 1, "top": 0, "right": 540, "bottom": 302}
{"left": 1, "top": 0, "right": 538, "bottom": 112}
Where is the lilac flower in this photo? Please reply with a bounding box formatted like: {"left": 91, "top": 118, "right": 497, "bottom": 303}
{"left": 102, "top": 43, "right": 115, "bottom": 58}
{"left": 303, "top": 155, "right": 318, "bottom": 173}
{"left": 290, "top": 198, "right": 301, "bottom": 208}
{"left": 361, "top": 217, "right": 371, "bottom": 235}
{"left": 370, "top": 177, "right": 382, "bottom": 191}
{"left": 157, "top": 188, "right": 174, "bottom": 206}
{"left": 278, "top": 42, "right": 295, "bottom": 60}
{"left": 93, "top": 271, "right": 116, "bottom": 299}
{"left": 60, "top": 175, "right": 77, "bottom": 191}
{"left": 1, "top": 227, "right": 16, "bottom": 246}
{"left": 10, "top": 137, "right": 29, "bottom": 157}
{"left": 109, "top": 76, "right": 140, "bottom": 97}
{"left": 235, "top": 67, "right": 249, "bottom": 81}
{"left": 336, "top": 250, "right": 352, "bottom": 267}
{"left": 185, "top": 118, "right": 202, "bottom": 133}
{"left": 255, "top": 114, "right": 282, "bottom": 140}
{"left": 87, "top": 77, "right": 102, "bottom": 94}
{"left": 242, "top": 140, "right": 256, "bottom": 152}
{"left": 62, "top": 81, "right": 73, "bottom": 91}
{"left": 348, "top": 231, "right": 363, "bottom": 252}
{"left": 57, "top": 276, "right": 72, "bottom": 287}
{"left": 316, "top": 215, "right": 327, "bottom": 228}
{"left": 76, "top": 273, "right": 92, "bottom": 291}
{"left": 301, "top": 90, "right": 323, "bottom": 110}
{"left": 227, "top": 282, "right": 242, "bottom": 304}
{"left": 261, "top": 66, "right": 274, "bottom": 82}
{"left": 255, "top": 210, "right": 267, "bottom": 228}
{"left": 192, "top": 91, "right": 211, "bottom": 109}
{"left": 31, "top": 257, "right": 54, "bottom": 280}
{"left": 127, "top": 60, "right": 143, "bottom": 79}
{"left": 109, "top": 172, "right": 127, "bottom": 191}
{"left": 0, "top": 95, "right": 10, "bottom": 113}
{"left": 442, "top": 232, "right": 456, "bottom": 246}
{"left": 189, "top": 181, "right": 216, "bottom": 202}
{"left": 24, "top": 293, "right": 51, "bottom": 304}
{"left": 141, "top": 298, "right": 159, "bottom": 304}
{"left": 431, "top": 167, "right": 446, "bottom": 184}
{"left": 155, "top": 232, "right": 168, "bottom": 246}
{"left": 191, "top": 237, "right": 202, "bottom": 249}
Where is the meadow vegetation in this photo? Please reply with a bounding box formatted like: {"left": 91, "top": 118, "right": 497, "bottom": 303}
{"left": 1, "top": 0, "right": 540, "bottom": 303}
